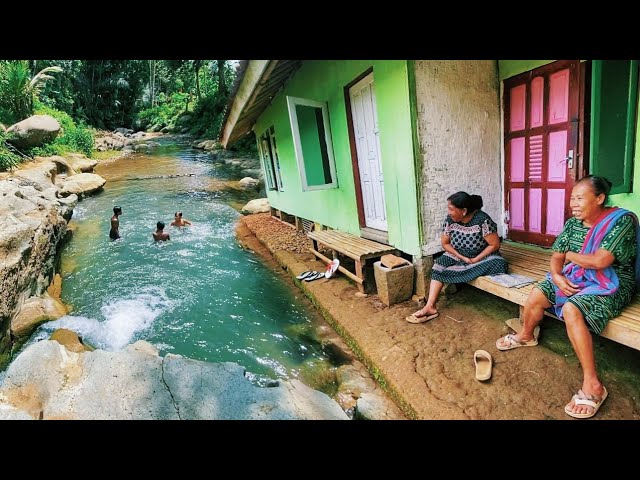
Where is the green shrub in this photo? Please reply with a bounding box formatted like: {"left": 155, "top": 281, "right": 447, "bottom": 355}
{"left": 32, "top": 104, "right": 95, "bottom": 157}
{"left": 136, "top": 91, "right": 190, "bottom": 131}
{"left": 0, "top": 130, "right": 21, "bottom": 171}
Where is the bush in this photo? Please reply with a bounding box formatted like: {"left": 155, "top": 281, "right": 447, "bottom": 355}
{"left": 189, "top": 94, "right": 225, "bottom": 139}
{"left": 0, "top": 130, "right": 21, "bottom": 171}
{"left": 32, "top": 104, "right": 95, "bottom": 157}
{"left": 136, "top": 91, "right": 190, "bottom": 131}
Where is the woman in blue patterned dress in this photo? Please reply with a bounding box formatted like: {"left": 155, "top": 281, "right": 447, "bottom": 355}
{"left": 406, "top": 192, "right": 507, "bottom": 323}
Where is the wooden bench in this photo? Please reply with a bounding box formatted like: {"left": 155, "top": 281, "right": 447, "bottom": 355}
{"left": 308, "top": 229, "right": 399, "bottom": 293}
{"left": 467, "top": 241, "right": 640, "bottom": 351}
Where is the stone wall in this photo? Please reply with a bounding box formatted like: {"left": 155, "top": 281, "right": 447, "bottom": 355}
{"left": 413, "top": 60, "right": 502, "bottom": 256}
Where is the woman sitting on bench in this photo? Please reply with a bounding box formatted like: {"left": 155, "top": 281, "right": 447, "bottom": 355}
{"left": 406, "top": 191, "right": 507, "bottom": 323}
{"left": 496, "top": 175, "right": 637, "bottom": 419}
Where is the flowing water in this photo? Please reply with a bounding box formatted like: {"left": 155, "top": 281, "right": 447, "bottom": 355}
{"left": 22, "top": 138, "right": 342, "bottom": 387}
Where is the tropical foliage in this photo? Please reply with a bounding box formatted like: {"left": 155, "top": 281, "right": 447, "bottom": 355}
{"left": 0, "top": 60, "right": 62, "bottom": 123}
{"left": 0, "top": 59, "right": 254, "bottom": 171}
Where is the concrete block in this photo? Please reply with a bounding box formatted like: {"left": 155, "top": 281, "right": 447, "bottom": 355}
{"left": 373, "top": 261, "right": 414, "bottom": 306}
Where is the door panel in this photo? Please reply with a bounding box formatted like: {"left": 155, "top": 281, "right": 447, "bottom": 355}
{"left": 504, "top": 60, "right": 584, "bottom": 247}
{"left": 349, "top": 72, "right": 387, "bottom": 231}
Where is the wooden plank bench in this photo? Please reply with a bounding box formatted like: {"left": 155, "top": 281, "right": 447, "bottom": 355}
{"left": 467, "top": 241, "right": 640, "bottom": 351}
{"left": 308, "top": 229, "right": 399, "bottom": 293}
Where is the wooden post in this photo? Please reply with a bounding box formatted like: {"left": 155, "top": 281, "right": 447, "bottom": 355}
{"left": 355, "top": 259, "right": 365, "bottom": 293}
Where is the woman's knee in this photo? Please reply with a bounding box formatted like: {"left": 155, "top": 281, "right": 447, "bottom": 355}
{"left": 561, "top": 303, "right": 584, "bottom": 325}
{"left": 525, "top": 287, "right": 550, "bottom": 309}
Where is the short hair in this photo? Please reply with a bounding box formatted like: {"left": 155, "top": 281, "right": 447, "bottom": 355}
{"left": 113, "top": 206, "right": 122, "bottom": 215}
{"left": 157, "top": 221, "right": 165, "bottom": 230}
{"left": 175, "top": 211, "right": 183, "bottom": 217}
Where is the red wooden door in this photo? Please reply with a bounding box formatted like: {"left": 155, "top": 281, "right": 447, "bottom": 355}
{"left": 504, "top": 60, "right": 585, "bottom": 247}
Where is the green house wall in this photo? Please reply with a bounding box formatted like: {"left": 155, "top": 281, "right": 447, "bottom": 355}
{"left": 254, "top": 60, "right": 421, "bottom": 255}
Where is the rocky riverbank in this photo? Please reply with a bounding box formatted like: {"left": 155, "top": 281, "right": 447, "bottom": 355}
{"left": 0, "top": 154, "right": 106, "bottom": 365}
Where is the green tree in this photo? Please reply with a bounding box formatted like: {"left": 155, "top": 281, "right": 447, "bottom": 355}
{"left": 0, "top": 60, "right": 62, "bottom": 123}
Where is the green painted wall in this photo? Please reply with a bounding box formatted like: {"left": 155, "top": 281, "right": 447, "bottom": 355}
{"left": 254, "top": 60, "right": 421, "bottom": 255}
{"left": 498, "top": 60, "right": 555, "bottom": 80}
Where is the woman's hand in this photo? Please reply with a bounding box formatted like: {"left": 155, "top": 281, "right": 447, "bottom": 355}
{"left": 458, "top": 255, "right": 474, "bottom": 264}
{"left": 551, "top": 273, "right": 580, "bottom": 296}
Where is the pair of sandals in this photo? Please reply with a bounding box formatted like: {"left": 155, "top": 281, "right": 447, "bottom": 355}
{"left": 296, "top": 271, "right": 325, "bottom": 282}
{"left": 297, "top": 259, "right": 340, "bottom": 282}
{"left": 497, "top": 318, "right": 607, "bottom": 418}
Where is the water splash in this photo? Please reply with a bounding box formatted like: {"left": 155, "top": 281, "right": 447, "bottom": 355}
{"left": 41, "top": 287, "right": 176, "bottom": 351}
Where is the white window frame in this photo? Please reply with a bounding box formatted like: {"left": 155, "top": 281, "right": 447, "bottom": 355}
{"left": 286, "top": 95, "right": 338, "bottom": 191}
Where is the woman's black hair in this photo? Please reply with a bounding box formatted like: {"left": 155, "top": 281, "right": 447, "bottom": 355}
{"left": 175, "top": 211, "right": 182, "bottom": 217}
{"left": 113, "top": 206, "right": 122, "bottom": 215}
{"left": 157, "top": 221, "right": 165, "bottom": 230}
{"left": 577, "top": 175, "right": 613, "bottom": 204}
{"left": 447, "top": 191, "right": 483, "bottom": 212}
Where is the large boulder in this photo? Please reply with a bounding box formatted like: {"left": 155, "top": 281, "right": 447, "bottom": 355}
{"left": 63, "top": 153, "right": 98, "bottom": 173}
{"left": 0, "top": 340, "right": 350, "bottom": 420}
{"left": 238, "top": 177, "right": 260, "bottom": 190}
{"left": 241, "top": 198, "right": 270, "bottom": 215}
{"left": 59, "top": 173, "right": 106, "bottom": 198}
{"left": 7, "top": 115, "right": 61, "bottom": 149}
{"left": 11, "top": 292, "right": 68, "bottom": 338}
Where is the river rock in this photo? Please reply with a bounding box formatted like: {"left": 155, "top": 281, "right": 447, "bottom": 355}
{"left": 0, "top": 340, "right": 350, "bottom": 420}
{"left": 11, "top": 292, "right": 68, "bottom": 338}
{"left": 241, "top": 198, "right": 270, "bottom": 215}
{"left": 6, "top": 115, "right": 61, "bottom": 149}
{"left": 64, "top": 153, "right": 98, "bottom": 173}
{"left": 49, "top": 329, "right": 93, "bottom": 353}
{"left": 238, "top": 177, "right": 260, "bottom": 190}
{"left": 59, "top": 173, "right": 106, "bottom": 198}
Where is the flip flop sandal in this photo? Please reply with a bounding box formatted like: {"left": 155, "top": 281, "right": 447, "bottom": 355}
{"left": 474, "top": 350, "right": 493, "bottom": 381}
{"left": 564, "top": 386, "right": 608, "bottom": 419}
{"left": 304, "top": 271, "right": 324, "bottom": 282}
{"left": 296, "top": 271, "right": 314, "bottom": 280}
{"left": 325, "top": 259, "right": 340, "bottom": 278}
{"left": 405, "top": 311, "right": 439, "bottom": 324}
{"left": 495, "top": 333, "right": 538, "bottom": 351}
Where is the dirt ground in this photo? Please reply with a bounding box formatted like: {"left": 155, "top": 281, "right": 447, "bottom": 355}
{"left": 238, "top": 213, "right": 640, "bottom": 420}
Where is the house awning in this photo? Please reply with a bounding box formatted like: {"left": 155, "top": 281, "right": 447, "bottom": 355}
{"left": 219, "top": 60, "right": 301, "bottom": 147}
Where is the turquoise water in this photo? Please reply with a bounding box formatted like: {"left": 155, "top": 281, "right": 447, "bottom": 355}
{"left": 27, "top": 139, "right": 338, "bottom": 385}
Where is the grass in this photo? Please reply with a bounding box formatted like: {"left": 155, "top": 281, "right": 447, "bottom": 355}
{"left": 92, "top": 150, "right": 124, "bottom": 161}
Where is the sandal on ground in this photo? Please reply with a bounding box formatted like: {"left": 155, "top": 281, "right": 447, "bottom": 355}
{"left": 474, "top": 350, "right": 493, "bottom": 381}
{"left": 405, "top": 309, "right": 439, "bottom": 324}
{"left": 495, "top": 333, "right": 538, "bottom": 351}
{"left": 296, "top": 271, "right": 315, "bottom": 280}
{"left": 564, "top": 387, "right": 608, "bottom": 419}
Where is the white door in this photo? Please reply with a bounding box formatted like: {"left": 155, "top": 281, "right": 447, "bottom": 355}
{"left": 350, "top": 73, "right": 387, "bottom": 231}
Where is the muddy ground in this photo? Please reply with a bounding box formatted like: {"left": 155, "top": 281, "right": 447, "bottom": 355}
{"left": 237, "top": 213, "right": 640, "bottom": 420}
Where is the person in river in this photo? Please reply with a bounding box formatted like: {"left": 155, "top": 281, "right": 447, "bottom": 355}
{"left": 171, "top": 211, "right": 192, "bottom": 227}
{"left": 109, "top": 206, "right": 122, "bottom": 240}
{"left": 152, "top": 221, "right": 171, "bottom": 242}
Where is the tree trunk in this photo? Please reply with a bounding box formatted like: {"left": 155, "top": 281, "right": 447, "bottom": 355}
{"left": 194, "top": 60, "right": 202, "bottom": 101}
{"left": 217, "top": 60, "right": 227, "bottom": 96}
